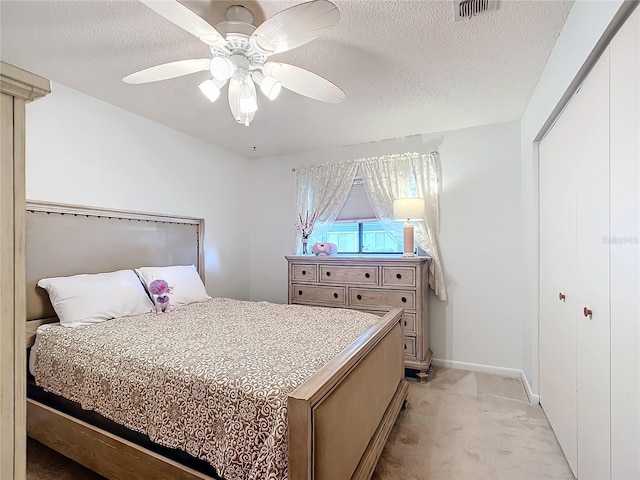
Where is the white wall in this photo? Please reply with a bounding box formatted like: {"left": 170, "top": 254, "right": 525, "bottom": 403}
{"left": 520, "top": 0, "right": 625, "bottom": 394}
{"left": 248, "top": 121, "right": 525, "bottom": 371}
{"left": 26, "top": 83, "right": 251, "bottom": 300}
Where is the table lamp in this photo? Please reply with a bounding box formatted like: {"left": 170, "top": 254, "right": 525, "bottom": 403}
{"left": 393, "top": 198, "right": 425, "bottom": 257}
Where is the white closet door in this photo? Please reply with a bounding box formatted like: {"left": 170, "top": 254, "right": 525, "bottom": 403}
{"left": 539, "top": 87, "right": 578, "bottom": 477}
{"left": 574, "top": 48, "right": 611, "bottom": 480}
{"left": 609, "top": 6, "right": 639, "bottom": 479}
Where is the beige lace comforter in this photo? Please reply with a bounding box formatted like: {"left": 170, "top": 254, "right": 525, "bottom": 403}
{"left": 34, "top": 297, "right": 379, "bottom": 480}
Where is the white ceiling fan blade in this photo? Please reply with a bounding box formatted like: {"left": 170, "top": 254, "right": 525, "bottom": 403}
{"left": 263, "top": 62, "right": 345, "bottom": 103}
{"left": 250, "top": 0, "right": 339, "bottom": 55}
{"left": 228, "top": 78, "right": 256, "bottom": 126}
{"left": 139, "top": 0, "right": 225, "bottom": 46}
{"left": 123, "top": 58, "right": 211, "bottom": 84}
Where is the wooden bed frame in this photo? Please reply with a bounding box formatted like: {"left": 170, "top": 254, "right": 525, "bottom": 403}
{"left": 25, "top": 201, "right": 409, "bottom": 480}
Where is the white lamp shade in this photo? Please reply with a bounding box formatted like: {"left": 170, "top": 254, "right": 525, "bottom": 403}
{"left": 239, "top": 81, "right": 258, "bottom": 113}
{"left": 393, "top": 198, "right": 425, "bottom": 221}
{"left": 252, "top": 71, "right": 282, "bottom": 100}
{"left": 198, "top": 79, "right": 221, "bottom": 103}
{"left": 210, "top": 57, "right": 235, "bottom": 81}
{"left": 260, "top": 76, "right": 281, "bottom": 100}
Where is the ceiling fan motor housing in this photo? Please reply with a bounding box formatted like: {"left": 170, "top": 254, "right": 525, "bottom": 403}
{"left": 211, "top": 7, "right": 267, "bottom": 72}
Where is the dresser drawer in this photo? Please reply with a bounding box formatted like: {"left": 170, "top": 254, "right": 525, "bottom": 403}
{"left": 350, "top": 288, "right": 415, "bottom": 309}
{"left": 292, "top": 285, "right": 346, "bottom": 306}
{"left": 292, "top": 264, "right": 317, "bottom": 282}
{"left": 403, "top": 336, "right": 417, "bottom": 358}
{"left": 402, "top": 312, "right": 416, "bottom": 335}
{"left": 361, "top": 309, "right": 416, "bottom": 336}
{"left": 382, "top": 266, "right": 416, "bottom": 287}
{"left": 319, "top": 265, "right": 378, "bottom": 285}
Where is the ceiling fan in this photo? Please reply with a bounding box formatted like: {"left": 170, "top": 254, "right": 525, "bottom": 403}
{"left": 123, "top": 0, "right": 345, "bottom": 126}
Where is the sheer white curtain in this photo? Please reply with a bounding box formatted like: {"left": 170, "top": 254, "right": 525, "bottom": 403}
{"left": 295, "top": 162, "right": 358, "bottom": 254}
{"left": 359, "top": 152, "right": 447, "bottom": 300}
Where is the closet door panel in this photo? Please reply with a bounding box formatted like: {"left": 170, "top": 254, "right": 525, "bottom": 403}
{"left": 574, "top": 48, "right": 611, "bottom": 480}
{"left": 609, "top": 7, "right": 640, "bottom": 479}
{"left": 538, "top": 93, "right": 578, "bottom": 476}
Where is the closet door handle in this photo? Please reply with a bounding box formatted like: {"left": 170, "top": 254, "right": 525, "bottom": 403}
{"left": 558, "top": 292, "right": 565, "bottom": 301}
{"left": 583, "top": 307, "right": 593, "bottom": 318}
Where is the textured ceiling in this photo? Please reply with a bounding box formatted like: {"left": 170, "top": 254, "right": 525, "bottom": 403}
{"left": 1, "top": 0, "right": 573, "bottom": 159}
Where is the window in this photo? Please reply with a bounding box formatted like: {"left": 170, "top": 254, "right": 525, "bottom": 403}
{"left": 322, "top": 221, "right": 403, "bottom": 254}
{"left": 313, "top": 177, "right": 404, "bottom": 254}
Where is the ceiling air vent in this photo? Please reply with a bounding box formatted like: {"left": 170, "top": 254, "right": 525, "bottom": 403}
{"left": 454, "top": 0, "right": 498, "bottom": 21}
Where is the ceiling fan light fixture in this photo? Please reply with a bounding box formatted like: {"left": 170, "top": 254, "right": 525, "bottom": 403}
{"left": 210, "top": 57, "right": 235, "bottom": 80}
{"left": 198, "top": 79, "right": 223, "bottom": 103}
{"left": 239, "top": 81, "right": 258, "bottom": 113}
{"left": 262, "top": 77, "right": 281, "bottom": 100}
{"left": 252, "top": 71, "right": 281, "bottom": 100}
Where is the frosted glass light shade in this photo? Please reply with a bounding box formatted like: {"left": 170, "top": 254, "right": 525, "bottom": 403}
{"left": 393, "top": 198, "right": 425, "bottom": 220}
{"left": 198, "top": 79, "right": 221, "bottom": 102}
{"left": 252, "top": 71, "right": 282, "bottom": 100}
{"left": 210, "top": 57, "right": 235, "bottom": 80}
{"left": 260, "top": 75, "right": 281, "bottom": 100}
{"left": 239, "top": 81, "right": 258, "bottom": 113}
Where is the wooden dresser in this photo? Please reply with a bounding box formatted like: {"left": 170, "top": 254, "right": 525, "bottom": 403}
{"left": 286, "top": 255, "right": 432, "bottom": 382}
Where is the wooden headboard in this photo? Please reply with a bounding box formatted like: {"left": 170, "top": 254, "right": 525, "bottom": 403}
{"left": 25, "top": 200, "right": 204, "bottom": 345}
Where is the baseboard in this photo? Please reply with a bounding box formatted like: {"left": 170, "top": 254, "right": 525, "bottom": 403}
{"left": 519, "top": 371, "right": 539, "bottom": 405}
{"left": 431, "top": 358, "right": 540, "bottom": 405}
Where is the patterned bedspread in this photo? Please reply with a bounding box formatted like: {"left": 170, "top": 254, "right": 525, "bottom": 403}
{"left": 34, "top": 298, "right": 380, "bottom": 480}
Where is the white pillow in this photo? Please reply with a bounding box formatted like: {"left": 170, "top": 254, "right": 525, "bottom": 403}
{"left": 37, "top": 269, "right": 154, "bottom": 328}
{"left": 135, "top": 265, "right": 210, "bottom": 306}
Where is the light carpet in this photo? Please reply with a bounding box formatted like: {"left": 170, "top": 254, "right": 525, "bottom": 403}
{"left": 27, "top": 367, "right": 573, "bottom": 480}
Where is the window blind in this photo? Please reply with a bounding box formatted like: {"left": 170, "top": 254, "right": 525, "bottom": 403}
{"left": 336, "top": 178, "right": 377, "bottom": 222}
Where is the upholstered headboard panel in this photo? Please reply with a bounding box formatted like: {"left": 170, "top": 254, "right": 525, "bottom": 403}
{"left": 26, "top": 201, "right": 205, "bottom": 325}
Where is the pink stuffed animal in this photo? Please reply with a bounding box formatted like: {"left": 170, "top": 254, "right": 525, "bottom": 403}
{"left": 312, "top": 242, "right": 338, "bottom": 256}
{"left": 148, "top": 279, "right": 173, "bottom": 313}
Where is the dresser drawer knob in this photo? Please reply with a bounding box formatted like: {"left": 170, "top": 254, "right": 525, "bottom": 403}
{"left": 298, "top": 290, "right": 303, "bottom": 296}
{"left": 356, "top": 294, "right": 362, "bottom": 300}
{"left": 401, "top": 297, "right": 407, "bottom": 303}
{"left": 326, "top": 271, "right": 331, "bottom": 277}
{"left": 396, "top": 273, "right": 402, "bottom": 279}
{"left": 365, "top": 272, "right": 370, "bottom": 278}
{"left": 404, "top": 320, "right": 407, "bottom": 327}
{"left": 302, "top": 270, "right": 306, "bottom": 275}
{"left": 333, "top": 292, "right": 338, "bottom": 299}
{"left": 404, "top": 344, "right": 407, "bottom": 350}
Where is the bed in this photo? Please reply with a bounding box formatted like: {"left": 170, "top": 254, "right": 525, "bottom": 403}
{"left": 25, "top": 200, "right": 409, "bottom": 480}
